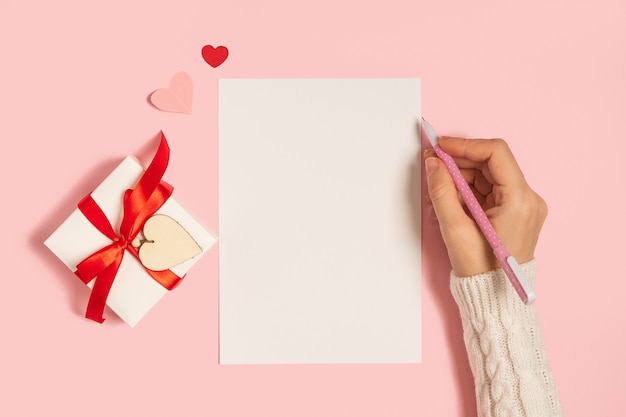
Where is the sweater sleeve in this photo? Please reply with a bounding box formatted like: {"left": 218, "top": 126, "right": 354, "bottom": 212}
{"left": 450, "top": 260, "right": 564, "bottom": 417}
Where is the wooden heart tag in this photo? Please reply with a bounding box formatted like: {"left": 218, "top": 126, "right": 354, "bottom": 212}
{"left": 133, "top": 215, "right": 202, "bottom": 271}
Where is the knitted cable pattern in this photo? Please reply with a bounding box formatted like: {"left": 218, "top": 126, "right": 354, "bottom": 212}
{"left": 450, "top": 260, "right": 564, "bottom": 417}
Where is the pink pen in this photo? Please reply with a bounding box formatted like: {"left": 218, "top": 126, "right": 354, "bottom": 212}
{"left": 422, "top": 118, "right": 535, "bottom": 305}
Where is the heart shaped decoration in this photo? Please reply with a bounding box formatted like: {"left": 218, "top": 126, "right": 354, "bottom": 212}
{"left": 150, "top": 71, "right": 193, "bottom": 114}
{"left": 136, "top": 215, "right": 202, "bottom": 271}
{"left": 202, "top": 45, "right": 229, "bottom": 68}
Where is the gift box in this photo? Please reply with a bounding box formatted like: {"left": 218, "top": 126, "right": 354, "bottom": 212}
{"left": 44, "top": 135, "right": 217, "bottom": 326}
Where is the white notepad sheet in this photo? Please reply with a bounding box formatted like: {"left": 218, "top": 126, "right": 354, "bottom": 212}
{"left": 219, "top": 79, "right": 421, "bottom": 364}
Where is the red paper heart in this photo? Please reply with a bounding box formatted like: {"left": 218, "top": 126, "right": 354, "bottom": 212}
{"left": 202, "top": 45, "right": 229, "bottom": 68}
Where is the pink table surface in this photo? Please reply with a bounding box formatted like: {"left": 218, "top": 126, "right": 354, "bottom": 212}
{"left": 1, "top": 1, "right": 625, "bottom": 415}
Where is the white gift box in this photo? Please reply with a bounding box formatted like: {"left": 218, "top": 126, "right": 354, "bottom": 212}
{"left": 44, "top": 156, "right": 217, "bottom": 327}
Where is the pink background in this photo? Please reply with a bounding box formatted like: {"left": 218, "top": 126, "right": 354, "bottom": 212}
{"left": 1, "top": 0, "right": 624, "bottom": 415}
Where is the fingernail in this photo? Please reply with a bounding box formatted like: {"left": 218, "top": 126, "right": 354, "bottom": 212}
{"left": 425, "top": 157, "right": 437, "bottom": 175}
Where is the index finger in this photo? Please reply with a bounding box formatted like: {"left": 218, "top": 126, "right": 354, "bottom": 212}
{"left": 439, "top": 136, "right": 527, "bottom": 186}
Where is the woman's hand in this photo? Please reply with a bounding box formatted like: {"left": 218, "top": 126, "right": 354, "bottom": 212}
{"left": 424, "top": 137, "right": 548, "bottom": 277}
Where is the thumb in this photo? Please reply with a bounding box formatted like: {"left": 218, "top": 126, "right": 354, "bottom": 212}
{"left": 425, "top": 157, "right": 467, "bottom": 227}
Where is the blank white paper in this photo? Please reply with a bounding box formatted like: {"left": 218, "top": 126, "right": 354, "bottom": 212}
{"left": 219, "top": 79, "right": 421, "bottom": 364}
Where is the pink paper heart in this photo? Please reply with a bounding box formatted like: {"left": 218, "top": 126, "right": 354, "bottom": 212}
{"left": 150, "top": 71, "right": 193, "bottom": 114}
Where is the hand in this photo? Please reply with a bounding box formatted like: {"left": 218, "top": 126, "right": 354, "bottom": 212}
{"left": 424, "top": 137, "right": 548, "bottom": 277}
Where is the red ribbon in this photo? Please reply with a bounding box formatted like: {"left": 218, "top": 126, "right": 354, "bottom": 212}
{"left": 75, "top": 133, "right": 182, "bottom": 323}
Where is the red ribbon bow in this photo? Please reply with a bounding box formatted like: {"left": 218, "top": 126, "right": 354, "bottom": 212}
{"left": 75, "top": 133, "right": 182, "bottom": 323}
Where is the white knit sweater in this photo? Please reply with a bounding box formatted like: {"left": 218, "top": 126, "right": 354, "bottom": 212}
{"left": 450, "top": 260, "right": 564, "bottom": 417}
